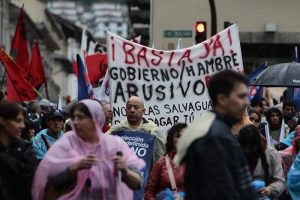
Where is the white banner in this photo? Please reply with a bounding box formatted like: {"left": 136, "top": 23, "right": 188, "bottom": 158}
{"left": 107, "top": 24, "right": 244, "bottom": 132}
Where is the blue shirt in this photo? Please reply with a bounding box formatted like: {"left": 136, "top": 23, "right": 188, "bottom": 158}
{"left": 33, "top": 129, "right": 64, "bottom": 160}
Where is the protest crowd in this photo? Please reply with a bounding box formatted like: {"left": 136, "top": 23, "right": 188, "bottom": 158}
{"left": 3, "top": 5, "right": 300, "bottom": 200}
{"left": 3, "top": 68, "right": 300, "bottom": 200}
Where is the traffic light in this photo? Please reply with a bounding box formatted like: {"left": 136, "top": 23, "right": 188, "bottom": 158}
{"left": 195, "top": 21, "right": 207, "bottom": 44}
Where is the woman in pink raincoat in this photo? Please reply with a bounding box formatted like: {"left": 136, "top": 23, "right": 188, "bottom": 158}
{"left": 32, "top": 99, "right": 145, "bottom": 200}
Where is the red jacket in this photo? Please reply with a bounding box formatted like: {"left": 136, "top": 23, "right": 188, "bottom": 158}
{"left": 144, "top": 152, "right": 185, "bottom": 200}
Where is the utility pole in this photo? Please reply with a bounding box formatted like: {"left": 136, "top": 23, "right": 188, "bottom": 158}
{"left": 0, "top": 0, "right": 9, "bottom": 90}
{"left": 209, "top": 0, "right": 217, "bottom": 36}
{"left": 0, "top": 0, "right": 4, "bottom": 88}
{"left": 0, "top": 0, "right": 4, "bottom": 47}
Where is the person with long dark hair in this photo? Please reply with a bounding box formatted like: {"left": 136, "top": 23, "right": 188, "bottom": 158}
{"left": 0, "top": 101, "right": 37, "bottom": 200}
{"left": 249, "top": 109, "right": 262, "bottom": 127}
{"left": 239, "top": 125, "right": 285, "bottom": 199}
{"left": 21, "top": 118, "right": 36, "bottom": 141}
{"left": 145, "top": 123, "right": 187, "bottom": 199}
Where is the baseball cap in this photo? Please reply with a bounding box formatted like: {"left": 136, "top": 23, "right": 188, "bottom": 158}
{"left": 48, "top": 109, "right": 64, "bottom": 120}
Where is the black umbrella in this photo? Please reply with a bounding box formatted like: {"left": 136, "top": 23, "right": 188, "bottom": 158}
{"left": 252, "top": 62, "right": 300, "bottom": 87}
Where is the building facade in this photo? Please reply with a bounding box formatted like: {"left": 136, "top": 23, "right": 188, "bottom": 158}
{"left": 47, "top": 1, "right": 130, "bottom": 39}
{"left": 151, "top": 0, "right": 300, "bottom": 72}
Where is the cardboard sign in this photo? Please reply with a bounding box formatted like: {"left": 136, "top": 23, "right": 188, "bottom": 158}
{"left": 114, "top": 131, "right": 155, "bottom": 200}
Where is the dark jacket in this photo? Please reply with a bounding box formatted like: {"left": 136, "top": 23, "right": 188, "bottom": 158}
{"left": 183, "top": 112, "right": 256, "bottom": 200}
{"left": 0, "top": 139, "right": 38, "bottom": 200}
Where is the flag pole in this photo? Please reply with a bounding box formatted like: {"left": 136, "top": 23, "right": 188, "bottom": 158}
{"left": 31, "top": 86, "right": 45, "bottom": 99}
{"left": 295, "top": 46, "right": 298, "bottom": 62}
{"left": 44, "top": 81, "right": 49, "bottom": 100}
{"left": 0, "top": 67, "right": 5, "bottom": 89}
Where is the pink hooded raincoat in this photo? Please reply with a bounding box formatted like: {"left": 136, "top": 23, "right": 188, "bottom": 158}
{"left": 32, "top": 99, "right": 145, "bottom": 200}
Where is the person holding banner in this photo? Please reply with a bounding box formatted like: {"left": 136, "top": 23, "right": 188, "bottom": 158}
{"left": 174, "top": 70, "right": 256, "bottom": 200}
{"left": 144, "top": 123, "right": 187, "bottom": 200}
{"left": 110, "top": 96, "right": 166, "bottom": 163}
{"left": 32, "top": 99, "right": 145, "bottom": 200}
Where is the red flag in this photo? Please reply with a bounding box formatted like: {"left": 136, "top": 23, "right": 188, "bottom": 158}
{"left": 72, "top": 53, "right": 107, "bottom": 87}
{"left": 0, "top": 48, "right": 36, "bottom": 101}
{"left": 28, "top": 41, "right": 47, "bottom": 89}
{"left": 11, "top": 5, "right": 29, "bottom": 71}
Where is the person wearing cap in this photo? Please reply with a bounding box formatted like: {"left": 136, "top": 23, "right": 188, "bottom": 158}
{"left": 33, "top": 109, "right": 65, "bottom": 161}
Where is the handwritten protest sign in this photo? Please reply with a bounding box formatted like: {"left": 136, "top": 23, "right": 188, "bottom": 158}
{"left": 107, "top": 24, "right": 243, "bottom": 132}
{"left": 114, "top": 131, "right": 155, "bottom": 200}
